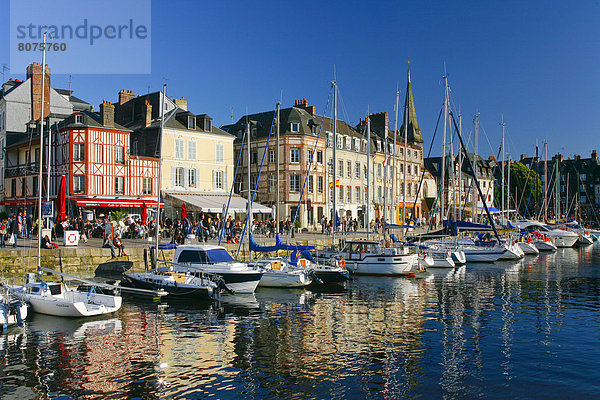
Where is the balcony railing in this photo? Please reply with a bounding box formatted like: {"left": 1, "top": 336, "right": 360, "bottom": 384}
{"left": 5, "top": 163, "right": 40, "bottom": 177}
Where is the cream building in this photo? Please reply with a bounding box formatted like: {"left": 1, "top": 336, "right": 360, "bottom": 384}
{"left": 115, "top": 90, "right": 238, "bottom": 219}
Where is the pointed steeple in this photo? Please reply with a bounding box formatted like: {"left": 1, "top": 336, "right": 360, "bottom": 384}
{"left": 400, "top": 59, "right": 424, "bottom": 144}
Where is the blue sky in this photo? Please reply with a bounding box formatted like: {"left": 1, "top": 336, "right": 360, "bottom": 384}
{"left": 2, "top": 0, "right": 599, "bottom": 159}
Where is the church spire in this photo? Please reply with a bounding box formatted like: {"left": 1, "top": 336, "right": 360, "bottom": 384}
{"left": 400, "top": 59, "right": 423, "bottom": 144}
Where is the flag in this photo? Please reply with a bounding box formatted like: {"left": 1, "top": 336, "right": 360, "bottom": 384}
{"left": 329, "top": 179, "right": 340, "bottom": 188}
{"left": 382, "top": 155, "right": 391, "bottom": 167}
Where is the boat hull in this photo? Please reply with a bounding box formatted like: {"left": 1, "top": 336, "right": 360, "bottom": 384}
{"left": 311, "top": 268, "right": 350, "bottom": 284}
{"left": 551, "top": 235, "right": 579, "bottom": 248}
{"left": 26, "top": 293, "right": 121, "bottom": 317}
{"left": 258, "top": 271, "right": 311, "bottom": 288}
{"left": 124, "top": 274, "right": 215, "bottom": 300}
{"left": 518, "top": 242, "right": 540, "bottom": 254}
{"left": 462, "top": 249, "right": 504, "bottom": 262}
{"left": 345, "top": 254, "right": 419, "bottom": 276}
{"left": 534, "top": 240, "right": 557, "bottom": 251}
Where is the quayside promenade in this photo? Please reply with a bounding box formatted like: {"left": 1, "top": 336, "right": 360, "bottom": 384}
{"left": 0, "top": 230, "right": 427, "bottom": 276}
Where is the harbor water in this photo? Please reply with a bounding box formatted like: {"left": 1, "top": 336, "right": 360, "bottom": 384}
{"left": 1, "top": 245, "right": 599, "bottom": 399}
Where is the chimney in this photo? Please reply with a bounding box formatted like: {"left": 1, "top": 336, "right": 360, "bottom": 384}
{"left": 293, "top": 98, "right": 316, "bottom": 116}
{"left": 369, "top": 112, "right": 389, "bottom": 137}
{"left": 174, "top": 97, "right": 187, "bottom": 111}
{"left": 144, "top": 100, "right": 153, "bottom": 127}
{"left": 592, "top": 150, "right": 598, "bottom": 160}
{"left": 100, "top": 100, "right": 115, "bottom": 127}
{"left": 118, "top": 89, "right": 134, "bottom": 105}
{"left": 520, "top": 154, "right": 527, "bottom": 161}
{"left": 26, "top": 62, "right": 51, "bottom": 121}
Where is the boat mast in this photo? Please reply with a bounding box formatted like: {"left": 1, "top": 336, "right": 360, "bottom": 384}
{"left": 507, "top": 153, "right": 511, "bottom": 216}
{"left": 366, "top": 114, "right": 371, "bottom": 239}
{"left": 154, "top": 84, "right": 166, "bottom": 260}
{"left": 36, "top": 32, "right": 47, "bottom": 278}
{"left": 472, "top": 113, "right": 479, "bottom": 222}
{"left": 383, "top": 111, "right": 388, "bottom": 233}
{"left": 403, "top": 65, "right": 409, "bottom": 225}
{"left": 450, "top": 109, "right": 455, "bottom": 220}
{"left": 544, "top": 140, "right": 548, "bottom": 221}
{"left": 332, "top": 79, "right": 337, "bottom": 247}
{"left": 440, "top": 72, "right": 448, "bottom": 226}
{"left": 246, "top": 119, "right": 252, "bottom": 259}
{"left": 276, "top": 101, "right": 280, "bottom": 234}
{"left": 555, "top": 157, "right": 560, "bottom": 220}
{"left": 501, "top": 117, "right": 505, "bottom": 226}
{"left": 458, "top": 111, "right": 462, "bottom": 221}
{"left": 393, "top": 87, "right": 399, "bottom": 224}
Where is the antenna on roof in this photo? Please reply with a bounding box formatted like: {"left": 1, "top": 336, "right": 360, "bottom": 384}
{"left": 1, "top": 65, "right": 9, "bottom": 84}
{"left": 68, "top": 75, "right": 72, "bottom": 100}
{"left": 147, "top": 85, "right": 150, "bottom": 94}
{"left": 230, "top": 106, "right": 234, "bottom": 123}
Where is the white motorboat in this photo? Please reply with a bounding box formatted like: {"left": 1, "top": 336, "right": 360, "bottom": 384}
{"left": 172, "top": 245, "right": 263, "bottom": 294}
{"left": 317, "top": 240, "right": 420, "bottom": 276}
{"left": 10, "top": 277, "right": 121, "bottom": 318}
{"left": 424, "top": 239, "right": 504, "bottom": 263}
{"left": 249, "top": 259, "right": 312, "bottom": 288}
{"left": 512, "top": 221, "right": 579, "bottom": 248}
{"left": 0, "top": 288, "right": 28, "bottom": 329}
{"left": 125, "top": 269, "right": 222, "bottom": 299}
{"left": 577, "top": 231, "right": 594, "bottom": 246}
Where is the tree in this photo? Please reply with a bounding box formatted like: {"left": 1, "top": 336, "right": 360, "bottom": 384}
{"left": 495, "top": 162, "right": 542, "bottom": 216}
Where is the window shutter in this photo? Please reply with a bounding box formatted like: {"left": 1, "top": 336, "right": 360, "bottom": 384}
{"left": 171, "top": 167, "right": 176, "bottom": 187}
{"left": 183, "top": 168, "right": 189, "bottom": 187}
{"left": 195, "top": 168, "right": 199, "bottom": 189}
{"left": 212, "top": 170, "right": 217, "bottom": 189}
{"left": 222, "top": 170, "right": 227, "bottom": 191}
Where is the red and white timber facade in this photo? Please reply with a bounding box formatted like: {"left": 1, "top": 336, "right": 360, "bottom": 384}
{"left": 55, "top": 105, "right": 160, "bottom": 214}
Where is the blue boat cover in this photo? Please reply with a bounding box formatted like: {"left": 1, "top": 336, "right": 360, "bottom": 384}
{"left": 275, "top": 234, "right": 315, "bottom": 250}
{"left": 249, "top": 234, "right": 283, "bottom": 253}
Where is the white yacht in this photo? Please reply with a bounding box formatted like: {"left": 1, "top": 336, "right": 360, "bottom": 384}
{"left": 421, "top": 250, "right": 455, "bottom": 268}
{"left": 517, "top": 239, "right": 540, "bottom": 255}
{"left": 249, "top": 258, "right": 312, "bottom": 288}
{"left": 316, "top": 240, "right": 420, "bottom": 277}
{"left": 171, "top": 245, "right": 263, "bottom": 294}
{"left": 513, "top": 221, "right": 579, "bottom": 248}
{"left": 10, "top": 275, "right": 121, "bottom": 318}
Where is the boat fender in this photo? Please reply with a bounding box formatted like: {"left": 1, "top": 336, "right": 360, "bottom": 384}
{"left": 339, "top": 258, "right": 346, "bottom": 269}
{"left": 385, "top": 242, "right": 391, "bottom": 248}
{"left": 527, "top": 237, "right": 532, "bottom": 243}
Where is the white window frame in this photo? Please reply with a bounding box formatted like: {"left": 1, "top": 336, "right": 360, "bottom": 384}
{"left": 290, "top": 174, "right": 301, "bottom": 192}
{"left": 188, "top": 169, "right": 196, "bottom": 188}
{"left": 290, "top": 148, "right": 300, "bottom": 163}
{"left": 290, "top": 122, "right": 300, "bottom": 133}
{"left": 115, "top": 146, "right": 125, "bottom": 164}
{"left": 175, "top": 167, "right": 184, "bottom": 187}
{"left": 347, "top": 161, "right": 352, "bottom": 178}
{"left": 73, "top": 143, "right": 84, "bottom": 162}
{"left": 269, "top": 175, "right": 277, "bottom": 193}
{"left": 214, "top": 170, "right": 224, "bottom": 189}
{"left": 74, "top": 175, "right": 85, "bottom": 193}
{"left": 268, "top": 150, "right": 275, "bottom": 164}
{"left": 188, "top": 116, "right": 196, "bottom": 130}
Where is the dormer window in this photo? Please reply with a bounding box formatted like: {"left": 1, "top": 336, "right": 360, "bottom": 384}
{"left": 188, "top": 116, "right": 196, "bottom": 130}
{"left": 204, "top": 119, "right": 212, "bottom": 131}
{"left": 290, "top": 122, "right": 300, "bottom": 133}
{"left": 75, "top": 114, "right": 83, "bottom": 124}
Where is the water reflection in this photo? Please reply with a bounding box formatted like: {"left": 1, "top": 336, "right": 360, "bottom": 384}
{"left": 1, "top": 247, "right": 600, "bottom": 398}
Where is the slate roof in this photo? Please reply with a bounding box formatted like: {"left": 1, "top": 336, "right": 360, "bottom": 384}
{"left": 399, "top": 68, "right": 424, "bottom": 144}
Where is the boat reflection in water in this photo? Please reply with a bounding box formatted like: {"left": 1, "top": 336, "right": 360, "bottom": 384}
{"left": 0, "top": 246, "right": 599, "bottom": 398}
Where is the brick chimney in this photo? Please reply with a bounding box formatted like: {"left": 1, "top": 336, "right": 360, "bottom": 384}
{"left": 144, "top": 100, "right": 153, "bottom": 127}
{"left": 174, "top": 97, "right": 187, "bottom": 111}
{"left": 118, "top": 89, "right": 134, "bottom": 105}
{"left": 26, "top": 62, "right": 51, "bottom": 121}
{"left": 294, "top": 98, "right": 316, "bottom": 116}
{"left": 520, "top": 153, "right": 527, "bottom": 161}
{"left": 592, "top": 150, "right": 597, "bottom": 160}
{"left": 100, "top": 100, "right": 114, "bottom": 127}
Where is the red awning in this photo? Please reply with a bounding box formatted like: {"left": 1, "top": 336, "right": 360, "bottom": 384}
{"left": 73, "top": 198, "right": 164, "bottom": 208}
